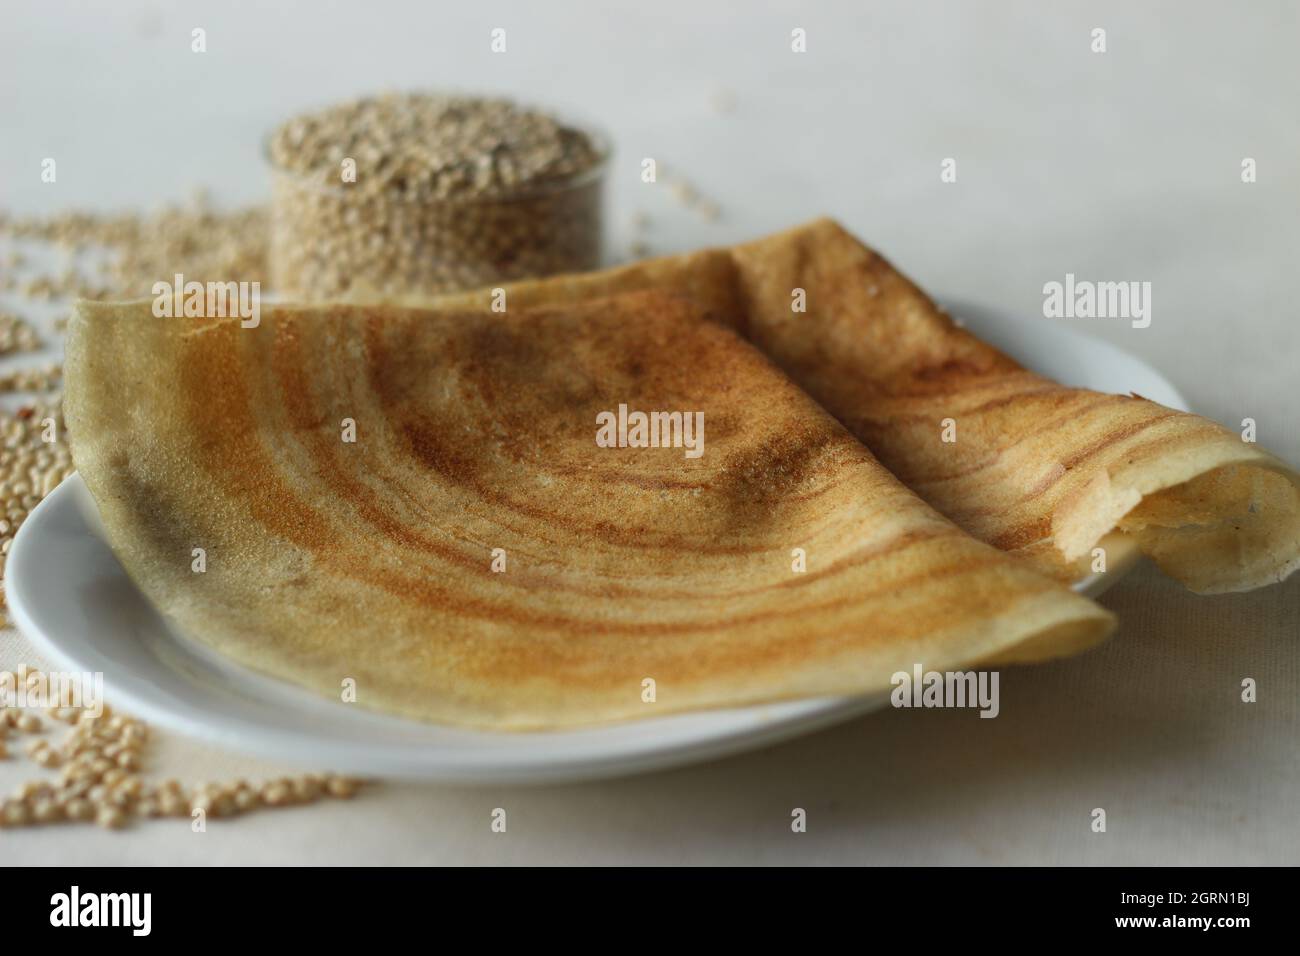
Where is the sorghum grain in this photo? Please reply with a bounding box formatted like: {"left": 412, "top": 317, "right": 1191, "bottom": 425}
{"left": 267, "top": 93, "right": 607, "bottom": 299}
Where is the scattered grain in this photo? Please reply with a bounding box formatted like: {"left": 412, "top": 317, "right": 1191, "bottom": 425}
{"left": 16, "top": 713, "right": 42, "bottom": 733}
{"left": 0, "top": 314, "right": 41, "bottom": 356}
{"left": 2, "top": 799, "right": 31, "bottom": 827}
{"left": 63, "top": 797, "right": 94, "bottom": 822}
{"left": 95, "top": 806, "right": 127, "bottom": 830}
{"left": 31, "top": 798, "right": 63, "bottom": 824}
{"left": 324, "top": 776, "right": 361, "bottom": 799}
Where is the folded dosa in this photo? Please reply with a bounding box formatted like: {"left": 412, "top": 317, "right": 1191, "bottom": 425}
{"left": 65, "top": 293, "right": 1112, "bottom": 729}
{"left": 424, "top": 220, "right": 1300, "bottom": 594}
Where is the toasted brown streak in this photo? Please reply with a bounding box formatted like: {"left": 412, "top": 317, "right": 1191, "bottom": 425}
{"left": 65, "top": 292, "right": 1111, "bottom": 729}
{"left": 422, "top": 219, "right": 1300, "bottom": 595}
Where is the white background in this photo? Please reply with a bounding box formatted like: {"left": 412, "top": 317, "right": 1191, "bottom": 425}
{"left": 2, "top": 0, "right": 1298, "bottom": 864}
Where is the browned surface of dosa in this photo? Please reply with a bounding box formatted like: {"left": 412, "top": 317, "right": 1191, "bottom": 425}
{"left": 65, "top": 293, "right": 1112, "bottom": 729}
{"left": 425, "top": 219, "right": 1300, "bottom": 594}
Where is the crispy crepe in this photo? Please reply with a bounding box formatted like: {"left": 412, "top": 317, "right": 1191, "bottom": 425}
{"left": 65, "top": 293, "right": 1112, "bottom": 729}
{"left": 424, "top": 220, "right": 1300, "bottom": 594}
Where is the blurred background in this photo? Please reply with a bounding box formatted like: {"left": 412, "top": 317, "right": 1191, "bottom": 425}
{"left": 2, "top": 0, "right": 1297, "bottom": 864}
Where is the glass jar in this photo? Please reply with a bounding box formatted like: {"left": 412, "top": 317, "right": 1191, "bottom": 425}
{"left": 266, "top": 125, "right": 608, "bottom": 301}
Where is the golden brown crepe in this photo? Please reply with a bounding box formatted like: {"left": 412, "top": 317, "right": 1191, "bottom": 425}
{"left": 424, "top": 220, "right": 1300, "bottom": 594}
{"left": 65, "top": 292, "right": 1112, "bottom": 729}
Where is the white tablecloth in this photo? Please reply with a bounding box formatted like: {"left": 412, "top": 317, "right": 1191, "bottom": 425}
{"left": 2, "top": 0, "right": 1297, "bottom": 865}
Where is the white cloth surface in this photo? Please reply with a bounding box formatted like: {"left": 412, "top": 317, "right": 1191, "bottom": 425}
{"left": 1, "top": 0, "right": 1297, "bottom": 865}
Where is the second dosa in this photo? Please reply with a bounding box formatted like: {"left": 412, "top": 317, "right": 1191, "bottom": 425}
{"left": 424, "top": 220, "right": 1300, "bottom": 595}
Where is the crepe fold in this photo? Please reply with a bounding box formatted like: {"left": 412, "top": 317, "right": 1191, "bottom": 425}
{"left": 65, "top": 294, "right": 1112, "bottom": 729}
{"left": 424, "top": 219, "right": 1300, "bottom": 594}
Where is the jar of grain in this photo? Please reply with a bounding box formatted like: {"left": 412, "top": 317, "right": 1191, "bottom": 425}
{"left": 266, "top": 94, "right": 608, "bottom": 300}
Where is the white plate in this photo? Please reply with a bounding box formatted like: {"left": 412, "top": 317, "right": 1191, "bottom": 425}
{"left": 6, "top": 305, "right": 1188, "bottom": 784}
